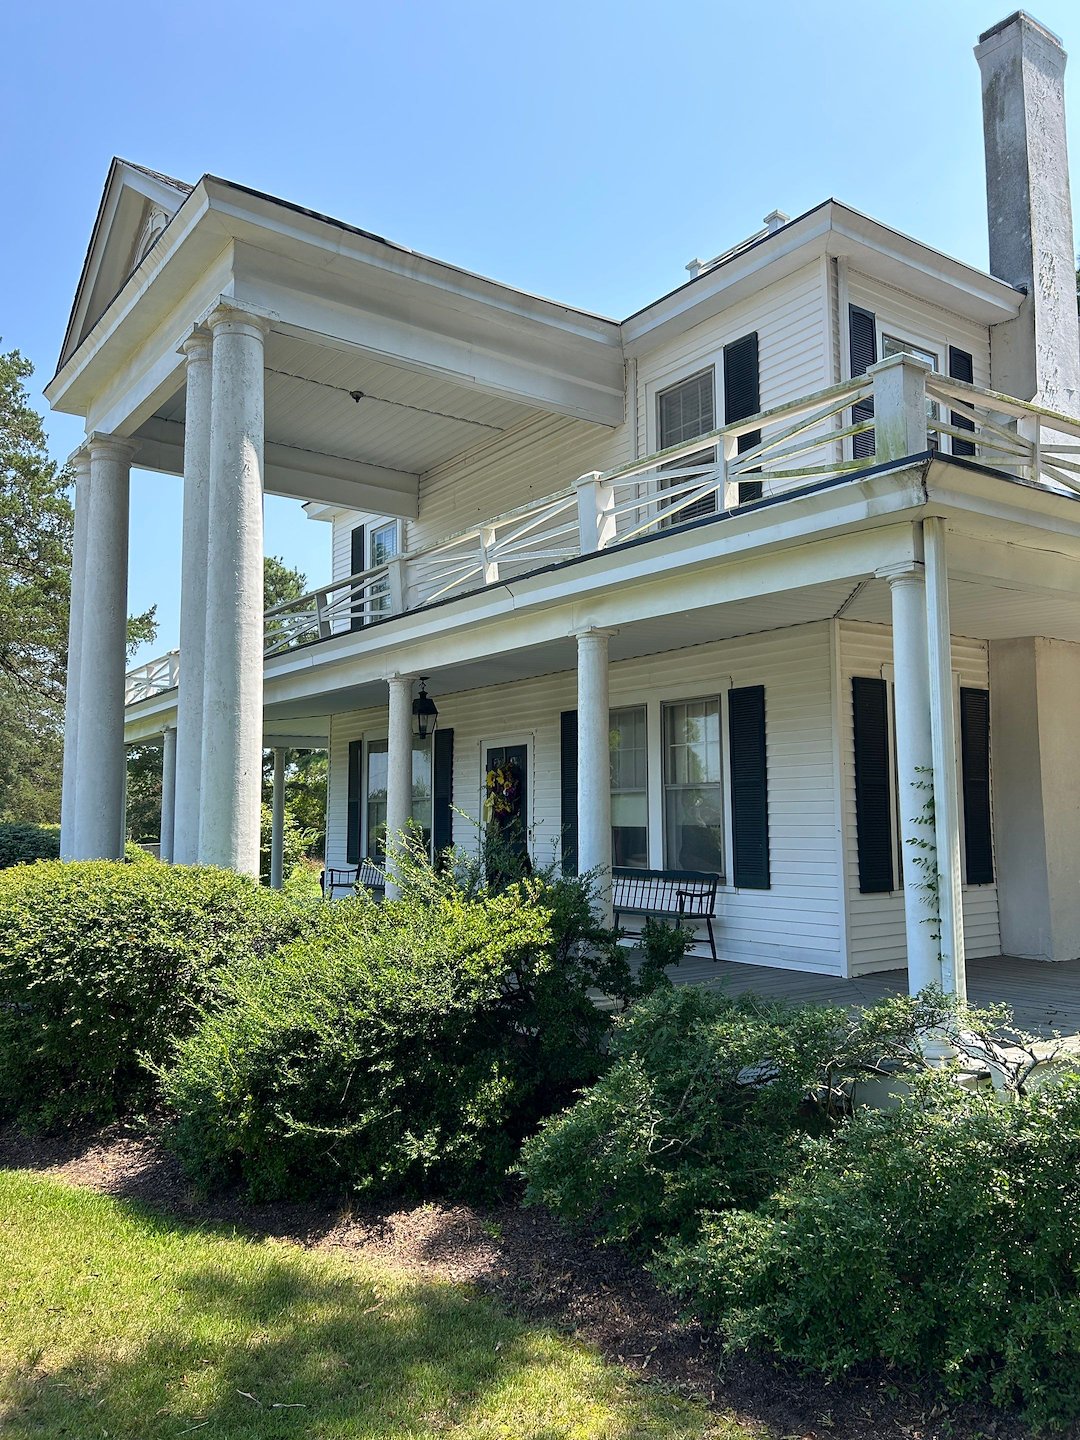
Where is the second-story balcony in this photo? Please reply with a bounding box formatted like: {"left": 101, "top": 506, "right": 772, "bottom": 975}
{"left": 125, "top": 355, "right": 1080, "bottom": 707}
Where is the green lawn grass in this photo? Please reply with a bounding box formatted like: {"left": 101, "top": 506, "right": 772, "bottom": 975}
{"left": 0, "top": 1170, "right": 744, "bottom": 1439}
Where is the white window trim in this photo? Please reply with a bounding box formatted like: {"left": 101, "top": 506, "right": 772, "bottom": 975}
{"left": 610, "top": 674, "right": 735, "bottom": 885}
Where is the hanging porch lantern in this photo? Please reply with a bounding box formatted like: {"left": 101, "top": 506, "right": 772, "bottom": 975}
{"left": 412, "top": 676, "right": 439, "bottom": 740}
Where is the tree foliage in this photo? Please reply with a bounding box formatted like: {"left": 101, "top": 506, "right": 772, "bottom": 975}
{"left": 0, "top": 349, "right": 72, "bottom": 821}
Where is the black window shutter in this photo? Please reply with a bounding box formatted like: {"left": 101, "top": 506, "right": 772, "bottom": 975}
{"left": 346, "top": 739, "right": 362, "bottom": 864}
{"left": 849, "top": 306, "right": 877, "bottom": 460}
{"left": 852, "top": 676, "right": 894, "bottom": 893}
{"left": 560, "top": 710, "right": 578, "bottom": 875}
{"left": 433, "top": 728, "right": 454, "bottom": 858}
{"left": 960, "top": 688, "right": 994, "bottom": 884}
{"left": 948, "top": 346, "right": 976, "bottom": 458}
{"left": 728, "top": 684, "right": 770, "bottom": 888}
{"left": 350, "top": 525, "right": 366, "bottom": 631}
{"left": 725, "top": 333, "right": 764, "bottom": 503}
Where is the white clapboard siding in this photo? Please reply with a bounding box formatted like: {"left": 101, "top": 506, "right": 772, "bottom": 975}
{"left": 410, "top": 413, "right": 630, "bottom": 555}
{"left": 846, "top": 273, "right": 992, "bottom": 387}
{"left": 838, "top": 620, "right": 1001, "bottom": 974}
{"left": 326, "top": 621, "right": 847, "bottom": 976}
{"left": 330, "top": 509, "right": 373, "bottom": 586}
{"left": 635, "top": 262, "right": 831, "bottom": 495}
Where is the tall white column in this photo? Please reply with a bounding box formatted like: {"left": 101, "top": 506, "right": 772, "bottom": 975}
{"left": 198, "top": 303, "right": 268, "bottom": 875}
{"left": 882, "top": 560, "right": 941, "bottom": 995}
{"left": 385, "top": 675, "right": 414, "bottom": 899}
{"left": 925, "top": 517, "right": 967, "bottom": 1002}
{"left": 73, "top": 435, "right": 134, "bottom": 860}
{"left": 160, "top": 726, "right": 178, "bottom": 862}
{"left": 173, "top": 330, "right": 213, "bottom": 865}
{"left": 270, "top": 746, "right": 286, "bottom": 889}
{"left": 60, "top": 449, "right": 91, "bottom": 859}
{"left": 576, "top": 629, "right": 613, "bottom": 923}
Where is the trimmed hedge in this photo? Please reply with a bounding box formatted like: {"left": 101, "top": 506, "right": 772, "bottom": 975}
{"left": 0, "top": 822, "right": 60, "bottom": 870}
{"left": 159, "top": 875, "right": 637, "bottom": 1202}
{"left": 521, "top": 986, "right": 852, "bottom": 1247}
{"left": 658, "top": 1074, "right": 1080, "bottom": 1430}
{"left": 0, "top": 861, "right": 314, "bottom": 1129}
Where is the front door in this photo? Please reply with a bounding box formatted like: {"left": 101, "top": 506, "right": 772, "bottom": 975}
{"left": 483, "top": 742, "right": 530, "bottom": 881}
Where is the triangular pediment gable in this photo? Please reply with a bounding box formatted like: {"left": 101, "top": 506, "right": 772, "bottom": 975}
{"left": 57, "top": 159, "right": 193, "bottom": 374}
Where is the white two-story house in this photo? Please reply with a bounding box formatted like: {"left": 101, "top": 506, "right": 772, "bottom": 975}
{"left": 49, "top": 14, "right": 1080, "bottom": 1009}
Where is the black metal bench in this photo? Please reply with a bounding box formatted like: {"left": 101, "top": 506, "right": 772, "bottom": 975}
{"left": 321, "top": 859, "right": 386, "bottom": 900}
{"left": 612, "top": 867, "right": 720, "bottom": 960}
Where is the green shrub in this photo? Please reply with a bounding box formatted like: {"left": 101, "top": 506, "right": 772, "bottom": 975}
{"left": 522, "top": 986, "right": 863, "bottom": 1248}
{"left": 657, "top": 1073, "right": 1080, "bottom": 1429}
{"left": 0, "top": 822, "right": 60, "bottom": 869}
{"left": 159, "top": 871, "right": 637, "bottom": 1203}
{"left": 0, "top": 861, "right": 315, "bottom": 1129}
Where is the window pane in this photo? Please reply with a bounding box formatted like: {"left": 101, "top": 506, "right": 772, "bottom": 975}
{"left": 663, "top": 698, "right": 723, "bottom": 872}
{"left": 610, "top": 705, "right": 648, "bottom": 868}
{"left": 366, "top": 738, "right": 431, "bottom": 860}
{"left": 366, "top": 741, "right": 388, "bottom": 859}
{"left": 658, "top": 370, "right": 717, "bottom": 522}
{"left": 659, "top": 370, "right": 715, "bottom": 449}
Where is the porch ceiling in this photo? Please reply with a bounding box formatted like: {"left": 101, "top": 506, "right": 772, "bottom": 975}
{"left": 134, "top": 329, "right": 542, "bottom": 512}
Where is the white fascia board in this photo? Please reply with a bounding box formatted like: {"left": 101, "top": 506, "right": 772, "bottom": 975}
{"left": 302, "top": 501, "right": 343, "bottom": 524}
{"left": 228, "top": 244, "right": 624, "bottom": 426}
{"left": 622, "top": 201, "right": 1022, "bottom": 354}
{"left": 82, "top": 248, "right": 236, "bottom": 438}
{"left": 134, "top": 417, "right": 420, "bottom": 516}
{"left": 825, "top": 206, "right": 1022, "bottom": 324}
{"left": 202, "top": 178, "right": 619, "bottom": 343}
{"left": 925, "top": 457, "right": 1080, "bottom": 542}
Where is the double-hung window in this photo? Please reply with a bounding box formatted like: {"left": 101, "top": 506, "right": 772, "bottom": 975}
{"left": 658, "top": 369, "right": 717, "bottom": 523}
{"left": 662, "top": 697, "right": 724, "bottom": 872}
{"left": 365, "top": 738, "right": 432, "bottom": 860}
{"left": 609, "top": 705, "right": 648, "bottom": 868}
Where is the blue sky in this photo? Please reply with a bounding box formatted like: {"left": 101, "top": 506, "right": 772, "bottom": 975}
{"left": 3, "top": 0, "right": 1080, "bottom": 663}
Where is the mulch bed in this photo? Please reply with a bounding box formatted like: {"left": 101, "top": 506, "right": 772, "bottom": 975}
{"left": 0, "top": 1123, "right": 1054, "bottom": 1440}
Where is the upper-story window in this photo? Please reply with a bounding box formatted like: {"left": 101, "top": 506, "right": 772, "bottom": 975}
{"left": 658, "top": 368, "right": 717, "bottom": 522}
{"left": 369, "top": 521, "right": 399, "bottom": 617}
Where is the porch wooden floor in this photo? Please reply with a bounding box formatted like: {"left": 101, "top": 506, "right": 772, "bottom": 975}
{"left": 662, "top": 952, "right": 1080, "bottom": 1038}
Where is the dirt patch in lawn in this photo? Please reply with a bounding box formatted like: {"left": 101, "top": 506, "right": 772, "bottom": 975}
{"left": 0, "top": 1123, "right": 1052, "bottom": 1440}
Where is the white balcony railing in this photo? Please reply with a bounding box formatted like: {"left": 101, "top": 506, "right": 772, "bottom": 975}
{"left": 124, "top": 359, "right": 1080, "bottom": 706}
{"left": 125, "top": 649, "right": 179, "bottom": 705}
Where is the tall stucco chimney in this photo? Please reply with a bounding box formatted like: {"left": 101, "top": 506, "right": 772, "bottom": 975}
{"left": 976, "top": 12, "right": 1080, "bottom": 414}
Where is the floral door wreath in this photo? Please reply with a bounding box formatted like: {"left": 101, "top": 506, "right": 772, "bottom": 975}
{"left": 484, "top": 760, "right": 522, "bottom": 824}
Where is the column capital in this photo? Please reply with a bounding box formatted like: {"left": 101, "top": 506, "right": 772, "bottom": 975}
{"left": 178, "top": 326, "right": 212, "bottom": 362}
{"left": 205, "top": 299, "right": 273, "bottom": 339}
{"left": 66, "top": 445, "right": 92, "bottom": 477}
{"left": 86, "top": 432, "right": 138, "bottom": 463}
{"left": 574, "top": 626, "right": 617, "bottom": 642}
{"left": 875, "top": 560, "right": 925, "bottom": 585}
